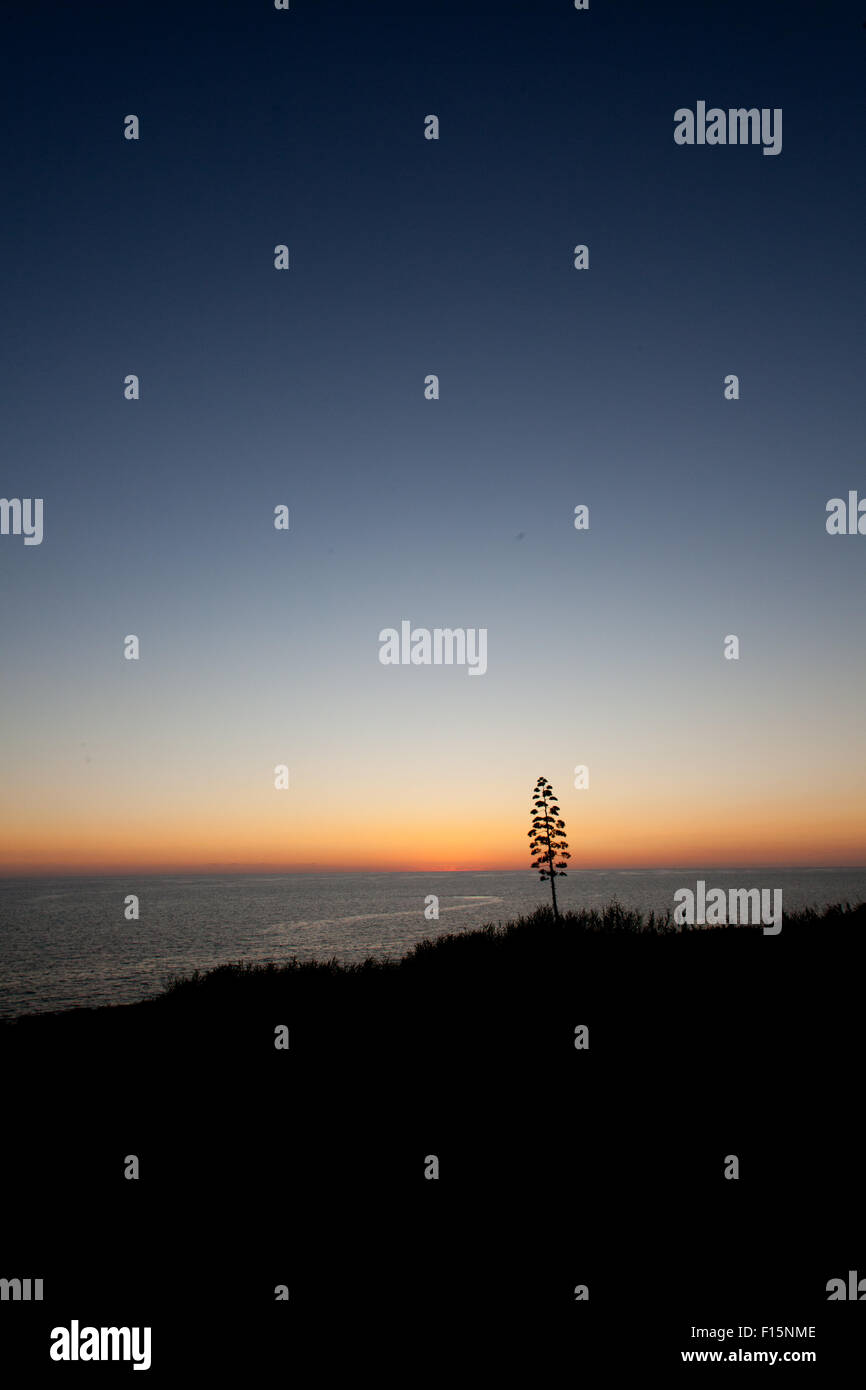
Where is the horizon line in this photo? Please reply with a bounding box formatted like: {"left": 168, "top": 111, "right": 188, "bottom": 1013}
{"left": 2, "top": 862, "right": 866, "bottom": 882}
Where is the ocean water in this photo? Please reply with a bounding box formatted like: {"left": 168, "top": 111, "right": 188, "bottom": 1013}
{"left": 0, "top": 868, "right": 863, "bottom": 1017}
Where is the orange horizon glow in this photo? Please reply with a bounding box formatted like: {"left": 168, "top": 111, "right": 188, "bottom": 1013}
{"left": 3, "top": 859, "right": 865, "bottom": 879}
{"left": 3, "top": 796, "right": 864, "bottom": 877}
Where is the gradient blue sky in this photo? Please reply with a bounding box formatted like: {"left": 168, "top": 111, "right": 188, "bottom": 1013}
{"left": 1, "top": 0, "right": 864, "bottom": 873}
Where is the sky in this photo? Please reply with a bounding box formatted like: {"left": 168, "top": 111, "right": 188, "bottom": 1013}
{"left": 1, "top": 0, "right": 864, "bottom": 876}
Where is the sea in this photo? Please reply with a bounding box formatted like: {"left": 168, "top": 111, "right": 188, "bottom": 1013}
{"left": 0, "top": 868, "right": 863, "bottom": 1017}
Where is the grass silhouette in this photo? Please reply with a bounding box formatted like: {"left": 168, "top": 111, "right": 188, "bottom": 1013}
{"left": 154, "top": 896, "right": 863, "bottom": 997}
{"left": 2, "top": 898, "right": 862, "bottom": 1036}
{"left": 1, "top": 897, "right": 862, "bottom": 1334}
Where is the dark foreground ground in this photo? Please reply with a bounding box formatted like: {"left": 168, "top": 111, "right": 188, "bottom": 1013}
{"left": 1, "top": 901, "right": 864, "bottom": 1377}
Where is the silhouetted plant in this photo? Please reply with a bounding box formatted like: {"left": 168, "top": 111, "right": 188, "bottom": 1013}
{"left": 528, "top": 775, "right": 570, "bottom": 919}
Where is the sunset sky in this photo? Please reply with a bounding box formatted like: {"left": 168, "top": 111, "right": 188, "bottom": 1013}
{"left": 2, "top": 0, "right": 864, "bottom": 877}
